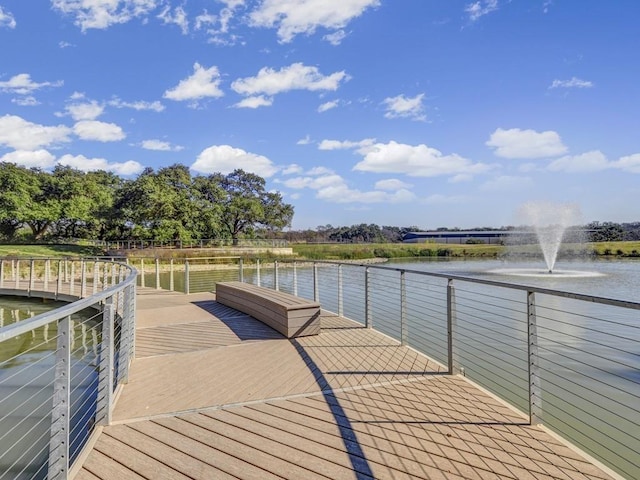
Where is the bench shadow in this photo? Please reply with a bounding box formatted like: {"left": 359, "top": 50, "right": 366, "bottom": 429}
{"left": 191, "top": 300, "right": 284, "bottom": 341}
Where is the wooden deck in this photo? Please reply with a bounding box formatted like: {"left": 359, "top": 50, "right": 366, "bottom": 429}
{"left": 74, "top": 289, "right": 616, "bottom": 480}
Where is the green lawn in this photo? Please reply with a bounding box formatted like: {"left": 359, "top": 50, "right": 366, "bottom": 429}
{"left": 0, "top": 244, "right": 106, "bottom": 258}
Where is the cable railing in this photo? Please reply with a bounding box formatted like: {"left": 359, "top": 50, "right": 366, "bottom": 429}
{"left": 241, "top": 259, "right": 639, "bottom": 480}
{"left": 0, "top": 258, "right": 136, "bottom": 480}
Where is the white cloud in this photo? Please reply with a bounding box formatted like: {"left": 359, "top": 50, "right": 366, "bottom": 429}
{"left": 549, "top": 77, "right": 594, "bottom": 89}
{"left": 64, "top": 100, "right": 104, "bottom": 121}
{"left": 231, "top": 63, "right": 349, "bottom": 99}
{"left": 353, "top": 141, "right": 490, "bottom": 178}
{"left": 613, "top": 153, "right": 640, "bottom": 174}
{"left": 465, "top": 0, "right": 499, "bottom": 22}
{"left": 282, "top": 164, "right": 304, "bottom": 174}
{"left": 157, "top": 5, "right": 188, "bottom": 34}
{"left": 323, "top": 29, "right": 347, "bottom": 45}
{"left": 51, "top": 0, "right": 159, "bottom": 31}
{"left": 318, "top": 138, "right": 376, "bottom": 151}
{"left": 318, "top": 100, "right": 339, "bottom": 112}
{"left": 375, "top": 178, "right": 412, "bottom": 191}
{"left": 547, "top": 150, "right": 610, "bottom": 173}
{"left": 249, "top": 0, "right": 380, "bottom": 43}
{"left": 486, "top": 128, "right": 568, "bottom": 159}
{"left": 479, "top": 175, "right": 534, "bottom": 192}
{"left": 0, "top": 73, "right": 63, "bottom": 95}
{"left": 0, "top": 6, "right": 16, "bottom": 29}
{"left": 141, "top": 139, "right": 184, "bottom": 151}
{"left": 109, "top": 97, "right": 165, "bottom": 112}
{"left": 424, "top": 194, "right": 468, "bottom": 205}
{"left": 59, "top": 41, "right": 75, "bottom": 48}
{"left": 296, "top": 135, "right": 312, "bottom": 145}
{"left": 233, "top": 95, "right": 273, "bottom": 109}
{"left": 191, "top": 145, "right": 278, "bottom": 178}
{"left": 281, "top": 169, "right": 416, "bottom": 204}
{"left": 73, "top": 120, "right": 125, "bottom": 142}
{"left": 12, "top": 96, "right": 40, "bottom": 106}
{"left": 164, "top": 63, "right": 224, "bottom": 102}
{"left": 0, "top": 115, "right": 72, "bottom": 150}
{"left": 0, "top": 149, "right": 56, "bottom": 169}
{"left": 382, "top": 93, "right": 426, "bottom": 121}
{"left": 58, "top": 154, "right": 143, "bottom": 175}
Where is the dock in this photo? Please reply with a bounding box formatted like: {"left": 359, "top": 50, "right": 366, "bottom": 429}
{"left": 73, "top": 289, "right": 615, "bottom": 480}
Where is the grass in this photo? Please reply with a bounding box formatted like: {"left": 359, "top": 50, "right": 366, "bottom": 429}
{"left": 0, "top": 244, "right": 105, "bottom": 258}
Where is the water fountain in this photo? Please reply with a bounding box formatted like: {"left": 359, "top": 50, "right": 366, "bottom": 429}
{"left": 489, "top": 201, "right": 603, "bottom": 278}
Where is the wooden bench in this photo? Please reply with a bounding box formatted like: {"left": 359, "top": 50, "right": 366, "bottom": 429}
{"left": 215, "top": 281, "right": 321, "bottom": 338}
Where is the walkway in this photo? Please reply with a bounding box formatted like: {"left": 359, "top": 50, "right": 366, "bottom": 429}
{"left": 74, "top": 290, "right": 616, "bottom": 480}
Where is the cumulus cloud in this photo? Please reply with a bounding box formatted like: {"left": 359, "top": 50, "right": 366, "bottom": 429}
{"left": 282, "top": 164, "right": 304, "bottom": 174}
{"left": 382, "top": 93, "right": 426, "bottom": 121}
{"left": 58, "top": 154, "right": 144, "bottom": 175}
{"left": 249, "top": 0, "right": 380, "bottom": 43}
{"left": 318, "top": 138, "right": 376, "bottom": 151}
{"left": 323, "top": 29, "right": 347, "bottom": 45}
{"left": 486, "top": 128, "right": 568, "bottom": 159}
{"left": 549, "top": 77, "right": 594, "bottom": 89}
{"left": 353, "top": 141, "right": 490, "bottom": 177}
{"left": 465, "top": 0, "right": 499, "bottom": 22}
{"left": 191, "top": 145, "right": 279, "bottom": 178}
{"left": 141, "top": 139, "right": 184, "bottom": 151}
{"left": 0, "top": 73, "right": 63, "bottom": 95}
{"left": 0, "top": 149, "right": 56, "bottom": 169}
{"left": 51, "top": 0, "right": 160, "bottom": 31}
{"left": 231, "top": 63, "right": 349, "bottom": 101}
{"left": 613, "top": 153, "right": 640, "bottom": 174}
{"left": 318, "top": 100, "right": 339, "bottom": 112}
{"left": 0, "top": 115, "right": 72, "bottom": 150}
{"left": 12, "top": 96, "right": 40, "bottom": 106}
{"left": 62, "top": 100, "right": 104, "bottom": 121}
{"left": 0, "top": 6, "right": 16, "bottom": 29}
{"left": 233, "top": 95, "right": 273, "bottom": 109}
{"left": 164, "top": 63, "right": 224, "bottom": 102}
{"left": 157, "top": 5, "right": 188, "bottom": 34}
{"left": 109, "top": 97, "right": 165, "bottom": 112}
{"left": 547, "top": 150, "right": 610, "bottom": 173}
{"left": 375, "top": 178, "right": 413, "bottom": 191}
{"left": 280, "top": 168, "right": 416, "bottom": 204}
{"left": 296, "top": 135, "right": 312, "bottom": 145}
{"left": 73, "top": 120, "right": 125, "bottom": 142}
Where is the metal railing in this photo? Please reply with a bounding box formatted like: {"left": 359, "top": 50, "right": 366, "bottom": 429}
{"left": 0, "top": 258, "right": 136, "bottom": 479}
{"left": 241, "top": 260, "right": 639, "bottom": 480}
{"left": 104, "top": 238, "right": 289, "bottom": 250}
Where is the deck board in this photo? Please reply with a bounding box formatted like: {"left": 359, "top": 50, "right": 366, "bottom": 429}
{"left": 74, "top": 290, "right": 617, "bottom": 480}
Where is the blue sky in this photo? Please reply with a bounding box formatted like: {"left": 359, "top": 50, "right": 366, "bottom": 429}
{"left": 1, "top": 1, "right": 639, "bottom": 230}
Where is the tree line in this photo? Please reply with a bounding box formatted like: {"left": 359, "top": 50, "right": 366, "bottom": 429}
{"left": 0, "top": 163, "right": 294, "bottom": 243}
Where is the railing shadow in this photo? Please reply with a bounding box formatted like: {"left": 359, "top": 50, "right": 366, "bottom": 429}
{"left": 191, "top": 300, "right": 283, "bottom": 341}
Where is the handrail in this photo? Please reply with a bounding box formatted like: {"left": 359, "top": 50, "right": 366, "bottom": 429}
{"left": 0, "top": 257, "right": 137, "bottom": 479}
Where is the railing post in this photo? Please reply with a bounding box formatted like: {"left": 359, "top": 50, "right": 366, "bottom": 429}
{"left": 15, "top": 259, "right": 20, "bottom": 289}
{"left": 338, "top": 264, "right": 344, "bottom": 317}
{"left": 365, "top": 266, "right": 372, "bottom": 328}
{"left": 140, "top": 259, "right": 145, "bottom": 288}
{"left": 56, "top": 260, "right": 62, "bottom": 299}
{"left": 102, "top": 262, "right": 109, "bottom": 291}
{"left": 118, "top": 284, "right": 135, "bottom": 384}
{"left": 256, "top": 259, "right": 261, "bottom": 287}
{"left": 69, "top": 261, "right": 76, "bottom": 296}
{"left": 447, "top": 279, "right": 456, "bottom": 375}
{"left": 48, "top": 315, "right": 71, "bottom": 480}
{"left": 169, "top": 259, "right": 174, "bottom": 291}
{"left": 93, "top": 261, "right": 99, "bottom": 294}
{"left": 184, "top": 259, "right": 190, "bottom": 294}
{"left": 97, "top": 297, "right": 115, "bottom": 426}
{"left": 293, "top": 262, "right": 297, "bottom": 296}
{"left": 239, "top": 258, "right": 244, "bottom": 283}
{"left": 28, "top": 259, "right": 35, "bottom": 296}
{"left": 155, "top": 258, "right": 160, "bottom": 290}
{"left": 274, "top": 260, "right": 279, "bottom": 291}
{"left": 44, "top": 259, "right": 50, "bottom": 291}
{"left": 400, "top": 270, "right": 407, "bottom": 345}
{"left": 528, "top": 291, "right": 542, "bottom": 425}
{"left": 80, "top": 260, "right": 87, "bottom": 297}
{"left": 0, "top": 259, "right": 4, "bottom": 288}
{"left": 313, "top": 263, "right": 319, "bottom": 302}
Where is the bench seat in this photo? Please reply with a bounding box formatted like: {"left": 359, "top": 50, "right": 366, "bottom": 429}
{"left": 215, "top": 281, "right": 321, "bottom": 338}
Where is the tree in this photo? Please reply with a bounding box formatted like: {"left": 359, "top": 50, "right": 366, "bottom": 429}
{"left": 216, "top": 169, "right": 294, "bottom": 244}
